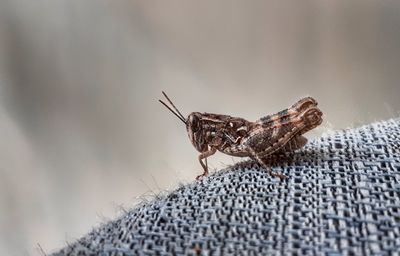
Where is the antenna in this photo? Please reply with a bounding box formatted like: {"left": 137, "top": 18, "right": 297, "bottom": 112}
{"left": 161, "top": 91, "right": 185, "bottom": 120}
{"left": 159, "top": 91, "right": 187, "bottom": 125}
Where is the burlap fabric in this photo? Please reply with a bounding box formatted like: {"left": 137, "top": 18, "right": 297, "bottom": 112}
{"left": 53, "top": 119, "right": 400, "bottom": 255}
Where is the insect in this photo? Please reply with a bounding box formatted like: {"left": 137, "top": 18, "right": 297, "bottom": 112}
{"left": 159, "top": 92, "right": 323, "bottom": 180}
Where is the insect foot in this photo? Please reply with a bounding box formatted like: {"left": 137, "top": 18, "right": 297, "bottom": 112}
{"left": 195, "top": 174, "right": 206, "bottom": 180}
{"left": 270, "top": 171, "right": 287, "bottom": 180}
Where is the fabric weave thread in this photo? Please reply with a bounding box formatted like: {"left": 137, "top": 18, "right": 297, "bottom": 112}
{"left": 53, "top": 118, "right": 400, "bottom": 255}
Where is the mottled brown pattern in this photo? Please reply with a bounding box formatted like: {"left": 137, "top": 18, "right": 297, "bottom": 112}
{"left": 160, "top": 92, "right": 322, "bottom": 180}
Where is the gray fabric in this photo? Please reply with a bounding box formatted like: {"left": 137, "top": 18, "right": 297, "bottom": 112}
{"left": 53, "top": 118, "right": 400, "bottom": 255}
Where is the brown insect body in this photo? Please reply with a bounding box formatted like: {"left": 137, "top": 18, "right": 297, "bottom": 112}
{"left": 160, "top": 92, "right": 322, "bottom": 180}
{"left": 186, "top": 112, "right": 252, "bottom": 157}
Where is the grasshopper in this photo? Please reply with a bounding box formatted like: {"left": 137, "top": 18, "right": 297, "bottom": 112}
{"left": 159, "top": 92, "right": 322, "bottom": 180}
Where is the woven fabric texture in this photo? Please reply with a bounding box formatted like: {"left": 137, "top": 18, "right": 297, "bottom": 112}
{"left": 53, "top": 118, "right": 400, "bottom": 255}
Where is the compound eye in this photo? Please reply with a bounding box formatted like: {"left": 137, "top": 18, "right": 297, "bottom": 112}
{"left": 189, "top": 115, "right": 200, "bottom": 132}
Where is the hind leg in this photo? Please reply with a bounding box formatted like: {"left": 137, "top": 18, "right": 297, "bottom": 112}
{"left": 254, "top": 154, "right": 287, "bottom": 180}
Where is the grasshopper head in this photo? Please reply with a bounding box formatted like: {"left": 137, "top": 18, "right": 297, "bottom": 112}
{"left": 187, "top": 112, "right": 208, "bottom": 152}
{"left": 159, "top": 92, "right": 208, "bottom": 153}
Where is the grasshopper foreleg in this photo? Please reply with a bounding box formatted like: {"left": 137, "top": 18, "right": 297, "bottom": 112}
{"left": 196, "top": 147, "right": 217, "bottom": 180}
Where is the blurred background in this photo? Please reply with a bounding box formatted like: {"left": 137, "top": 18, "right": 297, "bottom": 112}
{"left": 0, "top": 0, "right": 400, "bottom": 255}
